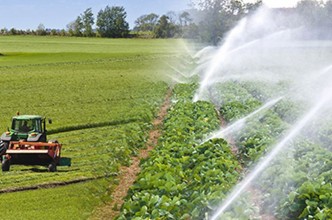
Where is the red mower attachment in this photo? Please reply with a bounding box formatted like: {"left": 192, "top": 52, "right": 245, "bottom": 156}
{"left": 2, "top": 140, "right": 62, "bottom": 172}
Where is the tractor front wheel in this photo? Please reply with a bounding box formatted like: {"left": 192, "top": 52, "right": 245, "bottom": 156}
{"left": 48, "top": 162, "right": 57, "bottom": 172}
{"left": 0, "top": 142, "right": 8, "bottom": 156}
{"left": 2, "top": 158, "right": 10, "bottom": 172}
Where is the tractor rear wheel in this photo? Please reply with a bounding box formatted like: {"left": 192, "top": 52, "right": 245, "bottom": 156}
{"left": 48, "top": 162, "right": 57, "bottom": 172}
{"left": 2, "top": 158, "right": 10, "bottom": 172}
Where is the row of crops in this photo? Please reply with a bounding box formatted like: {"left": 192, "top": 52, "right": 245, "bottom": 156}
{"left": 211, "top": 81, "right": 332, "bottom": 219}
{"left": 117, "top": 83, "right": 241, "bottom": 219}
{"left": 117, "top": 79, "right": 332, "bottom": 219}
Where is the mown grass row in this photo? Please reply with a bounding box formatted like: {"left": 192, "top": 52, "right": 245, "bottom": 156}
{"left": 0, "top": 60, "right": 168, "bottom": 132}
{"left": 0, "top": 178, "right": 111, "bottom": 220}
{"left": 0, "top": 122, "right": 149, "bottom": 189}
{"left": 0, "top": 121, "right": 154, "bottom": 219}
{"left": 0, "top": 36, "right": 184, "bottom": 132}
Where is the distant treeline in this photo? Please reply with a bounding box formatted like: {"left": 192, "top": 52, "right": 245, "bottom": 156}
{"left": 1, "top": 0, "right": 331, "bottom": 43}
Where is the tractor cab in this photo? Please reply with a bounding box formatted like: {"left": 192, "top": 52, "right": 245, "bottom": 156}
{"left": 1, "top": 115, "right": 50, "bottom": 143}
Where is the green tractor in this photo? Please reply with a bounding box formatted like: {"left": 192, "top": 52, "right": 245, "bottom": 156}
{"left": 0, "top": 114, "right": 69, "bottom": 172}
{"left": 1, "top": 115, "right": 51, "bottom": 144}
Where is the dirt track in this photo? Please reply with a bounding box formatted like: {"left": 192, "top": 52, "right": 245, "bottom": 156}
{"left": 90, "top": 88, "right": 172, "bottom": 220}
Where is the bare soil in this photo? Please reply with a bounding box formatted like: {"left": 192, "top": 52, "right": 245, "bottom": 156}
{"left": 91, "top": 88, "right": 172, "bottom": 220}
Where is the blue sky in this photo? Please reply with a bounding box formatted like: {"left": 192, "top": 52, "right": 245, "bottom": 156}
{"left": 0, "top": 0, "right": 302, "bottom": 30}
{"left": 0, "top": 0, "right": 192, "bottom": 30}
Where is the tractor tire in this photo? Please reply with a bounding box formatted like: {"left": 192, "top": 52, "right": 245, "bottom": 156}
{"left": 2, "top": 158, "right": 10, "bottom": 172}
{"left": 48, "top": 162, "right": 57, "bottom": 172}
{"left": 0, "top": 141, "right": 8, "bottom": 156}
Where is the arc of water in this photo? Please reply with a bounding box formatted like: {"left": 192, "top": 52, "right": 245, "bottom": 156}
{"left": 202, "top": 63, "right": 332, "bottom": 145}
{"left": 210, "top": 88, "right": 332, "bottom": 220}
{"left": 202, "top": 96, "right": 283, "bottom": 144}
{"left": 165, "top": 74, "right": 188, "bottom": 84}
{"left": 193, "top": 18, "right": 248, "bottom": 102}
{"left": 279, "top": 63, "right": 332, "bottom": 102}
{"left": 193, "top": 27, "right": 304, "bottom": 102}
{"left": 164, "top": 62, "right": 191, "bottom": 78}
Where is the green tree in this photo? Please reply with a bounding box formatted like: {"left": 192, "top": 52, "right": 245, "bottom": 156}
{"left": 82, "top": 8, "right": 95, "bottom": 37}
{"left": 50, "top": 29, "right": 58, "bottom": 36}
{"left": 154, "top": 15, "right": 177, "bottom": 38}
{"left": 0, "top": 28, "right": 8, "bottom": 35}
{"left": 324, "top": 0, "right": 332, "bottom": 27}
{"left": 75, "top": 16, "right": 84, "bottom": 36}
{"left": 68, "top": 8, "right": 94, "bottom": 37}
{"left": 59, "top": 29, "right": 67, "bottom": 36}
{"left": 69, "top": 16, "right": 84, "bottom": 36}
{"left": 296, "top": 0, "right": 323, "bottom": 27}
{"left": 182, "top": 23, "right": 199, "bottom": 39}
{"left": 191, "top": 0, "right": 261, "bottom": 43}
{"left": 96, "top": 6, "right": 129, "bottom": 38}
{"left": 134, "top": 13, "right": 159, "bottom": 32}
{"left": 179, "top": 11, "right": 192, "bottom": 27}
{"left": 67, "top": 21, "right": 76, "bottom": 36}
{"left": 9, "top": 28, "right": 17, "bottom": 35}
{"left": 166, "top": 11, "right": 177, "bottom": 24}
{"left": 179, "top": 12, "right": 199, "bottom": 38}
{"left": 36, "top": 23, "right": 47, "bottom": 36}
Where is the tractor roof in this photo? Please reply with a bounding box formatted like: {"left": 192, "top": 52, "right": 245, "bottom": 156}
{"left": 13, "top": 115, "right": 43, "bottom": 120}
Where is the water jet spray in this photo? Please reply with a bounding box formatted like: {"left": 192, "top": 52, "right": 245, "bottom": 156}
{"left": 202, "top": 96, "right": 283, "bottom": 144}
{"left": 210, "top": 87, "right": 332, "bottom": 220}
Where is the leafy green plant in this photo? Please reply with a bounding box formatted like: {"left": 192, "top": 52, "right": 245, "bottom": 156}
{"left": 118, "top": 83, "right": 241, "bottom": 219}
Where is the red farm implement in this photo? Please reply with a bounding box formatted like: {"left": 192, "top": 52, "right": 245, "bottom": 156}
{"left": 2, "top": 141, "right": 62, "bottom": 172}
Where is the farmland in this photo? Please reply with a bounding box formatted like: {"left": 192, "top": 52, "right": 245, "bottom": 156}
{"left": 1, "top": 35, "right": 332, "bottom": 220}
{"left": 115, "top": 39, "right": 332, "bottom": 219}
{"left": 116, "top": 80, "right": 332, "bottom": 219}
{"left": 0, "top": 36, "right": 186, "bottom": 219}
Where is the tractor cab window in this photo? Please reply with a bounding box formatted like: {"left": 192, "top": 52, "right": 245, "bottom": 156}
{"left": 12, "top": 119, "right": 36, "bottom": 132}
{"left": 12, "top": 119, "right": 21, "bottom": 131}
{"left": 33, "top": 119, "right": 42, "bottom": 132}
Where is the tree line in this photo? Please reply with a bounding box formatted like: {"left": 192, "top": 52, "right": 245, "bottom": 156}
{"left": 1, "top": 0, "right": 332, "bottom": 43}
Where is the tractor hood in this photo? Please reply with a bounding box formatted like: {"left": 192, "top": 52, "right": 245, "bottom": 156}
{"left": 1, "top": 130, "right": 30, "bottom": 141}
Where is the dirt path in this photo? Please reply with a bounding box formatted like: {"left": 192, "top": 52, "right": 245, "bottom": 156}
{"left": 90, "top": 88, "right": 172, "bottom": 220}
{"left": 214, "top": 108, "right": 239, "bottom": 155}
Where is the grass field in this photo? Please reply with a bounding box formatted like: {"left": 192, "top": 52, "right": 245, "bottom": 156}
{"left": 0, "top": 36, "right": 185, "bottom": 129}
{"left": 0, "top": 36, "right": 187, "bottom": 219}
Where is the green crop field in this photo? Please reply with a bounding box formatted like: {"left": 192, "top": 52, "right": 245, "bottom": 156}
{"left": 0, "top": 36, "right": 188, "bottom": 219}
{"left": 3, "top": 36, "right": 330, "bottom": 220}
